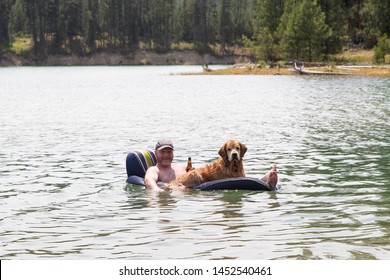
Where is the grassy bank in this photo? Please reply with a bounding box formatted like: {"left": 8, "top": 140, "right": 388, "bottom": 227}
{"left": 198, "top": 49, "right": 390, "bottom": 77}
{"left": 198, "top": 50, "right": 390, "bottom": 77}
{"left": 200, "top": 64, "right": 390, "bottom": 77}
{"left": 2, "top": 40, "right": 389, "bottom": 76}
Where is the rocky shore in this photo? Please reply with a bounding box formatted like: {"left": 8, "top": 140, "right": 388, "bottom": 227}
{"left": 0, "top": 50, "right": 251, "bottom": 67}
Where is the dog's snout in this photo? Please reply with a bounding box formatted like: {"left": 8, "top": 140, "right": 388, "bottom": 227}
{"left": 232, "top": 152, "right": 239, "bottom": 160}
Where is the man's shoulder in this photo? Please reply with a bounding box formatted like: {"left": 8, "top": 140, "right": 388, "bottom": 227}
{"left": 146, "top": 165, "right": 158, "bottom": 174}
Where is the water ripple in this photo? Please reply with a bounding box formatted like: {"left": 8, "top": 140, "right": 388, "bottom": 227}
{"left": 1, "top": 67, "right": 389, "bottom": 259}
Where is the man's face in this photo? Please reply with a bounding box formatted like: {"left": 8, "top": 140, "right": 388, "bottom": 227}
{"left": 156, "top": 148, "right": 173, "bottom": 167}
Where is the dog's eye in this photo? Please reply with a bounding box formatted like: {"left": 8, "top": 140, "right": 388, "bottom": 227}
{"left": 227, "top": 148, "right": 232, "bottom": 151}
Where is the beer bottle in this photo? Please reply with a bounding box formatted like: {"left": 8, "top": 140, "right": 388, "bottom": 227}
{"left": 186, "top": 157, "right": 193, "bottom": 172}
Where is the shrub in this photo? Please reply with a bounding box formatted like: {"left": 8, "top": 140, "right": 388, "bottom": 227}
{"left": 373, "top": 34, "right": 390, "bottom": 63}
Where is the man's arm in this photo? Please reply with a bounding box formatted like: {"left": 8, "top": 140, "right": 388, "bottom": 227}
{"left": 144, "top": 166, "right": 164, "bottom": 192}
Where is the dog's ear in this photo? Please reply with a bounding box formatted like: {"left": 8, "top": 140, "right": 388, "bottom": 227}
{"left": 240, "top": 143, "right": 247, "bottom": 157}
{"left": 218, "top": 143, "right": 229, "bottom": 163}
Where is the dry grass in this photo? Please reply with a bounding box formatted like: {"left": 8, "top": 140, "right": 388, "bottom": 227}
{"left": 343, "top": 66, "right": 390, "bottom": 76}
{"left": 201, "top": 67, "right": 295, "bottom": 75}
{"left": 332, "top": 49, "right": 374, "bottom": 64}
{"left": 196, "top": 64, "right": 390, "bottom": 77}
{"left": 195, "top": 48, "right": 390, "bottom": 77}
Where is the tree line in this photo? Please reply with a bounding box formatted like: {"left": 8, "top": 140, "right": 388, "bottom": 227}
{"left": 1, "top": 0, "right": 390, "bottom": 62}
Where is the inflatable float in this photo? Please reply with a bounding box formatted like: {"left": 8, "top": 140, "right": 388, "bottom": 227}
{"left": 126, "top": 150, "right": 276, "bottom": 191}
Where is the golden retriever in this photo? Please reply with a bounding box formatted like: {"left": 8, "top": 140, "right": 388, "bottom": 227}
{"left": 169, "top": 140, "right": 247, "bottom": 188}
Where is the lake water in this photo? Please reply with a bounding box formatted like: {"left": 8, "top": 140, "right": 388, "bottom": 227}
{"left": 0, "top": 66, "right": 389, "bottom": 260}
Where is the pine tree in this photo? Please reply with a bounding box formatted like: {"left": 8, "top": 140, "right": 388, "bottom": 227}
{"left": 318, "top": 0, "right": 348, "bottom": 54}
{"left": 280, "top": 0, "right": 331, "bottom": 61}
{"left": 172, "top": 0, "right": 185, "bottom": 43}
{"left": 251, "top": 0, "right": 284, "bottom": 60}
{"left": 0, "top": 0, "right": 11, "bottom": 47}
{"left": 123, "top": 0, "right": 140, "bottom": 49}
{"left": 9, "top": 0, "right": 27, "bottom": 37}
{"left": 1, "top": 0, "right": 389, "bottom": 60}
{"left": 360, "top": 0, "right": 390, "bottom": 48}
{"left": 219, "top": 0, "right": 233, "bottom": 54}
{"left": 151, "top": 0, "right": 174, "bottom": 51}
{"left": 192, "top": 0, "right": 210, "bottom": 50}
{"left": 232, "top": 0, "right": 255, "bottom": 39}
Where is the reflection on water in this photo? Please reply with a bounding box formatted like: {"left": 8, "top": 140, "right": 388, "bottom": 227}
{"left": 0, "top": 66, "right": 389, "bottom": 259}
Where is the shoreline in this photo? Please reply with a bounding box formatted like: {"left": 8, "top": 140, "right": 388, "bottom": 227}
{"left": 0, "top": 50, "right": 250, "bottom": 67}
{"left": 198, "top": 64, "right": 390, "bottom": 77}
{"left": 1, "top": 50, "right": 389, "bottom": 77}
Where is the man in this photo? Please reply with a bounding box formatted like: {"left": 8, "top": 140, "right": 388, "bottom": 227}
{"left": 144, "top": 139, "right": 278, "bottom": 192}
{"left": 144, "top": 140, "right": 187, "bottom": 192}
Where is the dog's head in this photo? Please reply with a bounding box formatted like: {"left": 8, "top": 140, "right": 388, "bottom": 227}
{"left": 218, "top": 140, "right": 247, "bottom": 163}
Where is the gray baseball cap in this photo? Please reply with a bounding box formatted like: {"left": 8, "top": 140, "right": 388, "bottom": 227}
{"left": 155, "top": 139, "right": 174, "bottom": 150}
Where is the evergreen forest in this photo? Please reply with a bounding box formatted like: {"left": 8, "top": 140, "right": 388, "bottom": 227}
{"left": 1, "top": 0, "right": 390, "bottom": 62}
